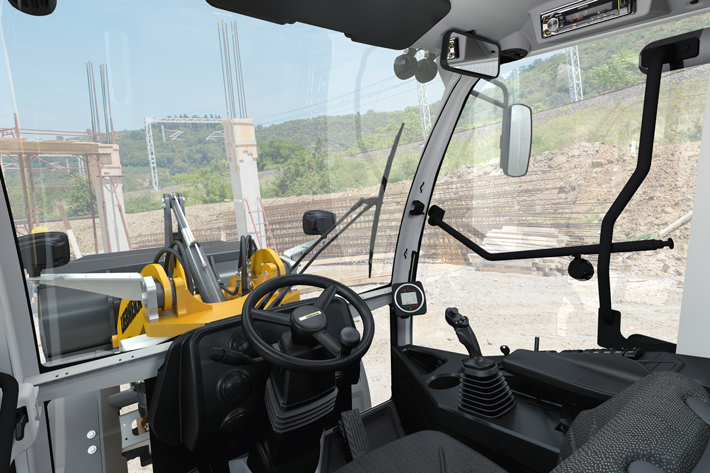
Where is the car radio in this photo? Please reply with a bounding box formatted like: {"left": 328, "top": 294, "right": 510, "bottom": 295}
{"left": 541, "top": 0, "right": 633, "bottom": 39}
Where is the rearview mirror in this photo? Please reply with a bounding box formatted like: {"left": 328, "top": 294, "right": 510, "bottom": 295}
{"left": 440, "top": 31, "right": 500, "bottom": 79}
{"left": 303, "top": 210, "right": 336, "bottom": 236}
{"left": 500, "top": 104, "right": 533, "bottom": 177}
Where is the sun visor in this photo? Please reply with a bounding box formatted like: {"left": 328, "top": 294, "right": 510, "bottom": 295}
{"left": 205, "top": 0, "right": 451, "bottom": 50}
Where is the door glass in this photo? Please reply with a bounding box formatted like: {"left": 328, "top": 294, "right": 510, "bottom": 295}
{"left": 415, "top": 14, "right": 710, "bottom": 355}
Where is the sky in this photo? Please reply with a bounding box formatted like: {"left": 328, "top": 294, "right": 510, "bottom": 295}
{"left": 0, "top": 0, "right": 565, "bottom": 136}
{"left": 0, "top": 0, "right": 447, "bottom": 134}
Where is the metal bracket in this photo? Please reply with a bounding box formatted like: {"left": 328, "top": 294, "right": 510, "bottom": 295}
{"left": 11, "top": 383, "right": 40, "bottom": 463}
{"left": 29, "top": 273, "right": 160, "bottom": 322}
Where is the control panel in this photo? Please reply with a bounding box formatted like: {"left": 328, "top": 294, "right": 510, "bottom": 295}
{"left": 392, "top": 281, "right": 427, "bottom": 317}
{"left": 541, "top": 0, "right": 633, "bottom": 39}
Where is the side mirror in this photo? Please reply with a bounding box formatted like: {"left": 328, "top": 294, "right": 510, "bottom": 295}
{"left": 500, "top": 104, "right": 533, "bottom": 178}
{"left": 440, "top": 30, "right": 500, "bottom": 80}
{"left": 302, "top": 210, "right": 336, "bottom": 236}
{"left": 18, "top": 232, "right": 70, "bottom": 277}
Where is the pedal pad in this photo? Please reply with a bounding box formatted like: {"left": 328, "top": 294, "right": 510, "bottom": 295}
{"left": 340, "top": 408, "right": 370, "bottom": 459}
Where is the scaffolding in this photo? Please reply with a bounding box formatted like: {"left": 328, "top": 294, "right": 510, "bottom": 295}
{"left": 0, "top": 114, "right": 130, "bottom": 253}
{"left": 144, "top": 117, "right": 224, "bottom": 190}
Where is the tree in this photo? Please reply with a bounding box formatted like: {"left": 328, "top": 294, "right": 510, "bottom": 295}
{"left": 257, "top": 138, "right": 308, "bottom": 171}
{"left": 65, "top": 180, "right": 97, "bottom": 217}
{"left": 274, "top": 137, "right": 330, "bottom": 197}
{"left": 174, "top": 160, "right": 233, "bottom": 204}
{"left": 587, "top": 53, "right": 642, "bottom": 94}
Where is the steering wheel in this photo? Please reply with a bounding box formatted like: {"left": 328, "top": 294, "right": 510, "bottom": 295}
{"left": 242, "top": 274, "right": 375, "bottom": 373}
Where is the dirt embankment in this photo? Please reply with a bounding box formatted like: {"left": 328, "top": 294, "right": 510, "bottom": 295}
{"left": 437, "top": 140, "right": 699, "bottom": 277}
{"left": 43, "top": 140, "right": 700, "bottom": 279}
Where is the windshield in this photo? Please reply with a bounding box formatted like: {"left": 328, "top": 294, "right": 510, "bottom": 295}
{"left": 415, "top": 13, "right": 710, "bottom": 356}
{"left": 1, "top": 0, "right": 437, "bottom": 390}
{"left": 0, "top": 2, "right": 442, "bottom": 470}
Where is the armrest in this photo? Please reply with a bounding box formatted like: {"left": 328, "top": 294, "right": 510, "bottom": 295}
{"left": 503, "top": 350, "right": 649, "bottom": 402}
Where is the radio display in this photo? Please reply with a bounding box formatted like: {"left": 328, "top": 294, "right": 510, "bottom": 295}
{"left": 564, "top": 1, "right": 614, "bottom": 24}
{"left": 542, "top": 0, "right": 632, "bottom": 38}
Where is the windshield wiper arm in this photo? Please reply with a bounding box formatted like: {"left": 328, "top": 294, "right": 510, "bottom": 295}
{"left": 299, "top": 197, "right": 377, "bottom": 275}
{"left": 288, "top": 197, "right": 376, "bottom": 275}
{"left": 368, "top": 123, "right": 404, "bottom": 278}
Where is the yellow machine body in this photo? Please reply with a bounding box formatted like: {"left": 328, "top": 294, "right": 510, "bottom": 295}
{"left": 112, "top": 248, "right": 299, "bottom": 348}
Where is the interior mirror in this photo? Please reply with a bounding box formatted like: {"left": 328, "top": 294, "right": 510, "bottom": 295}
{"left": 302, "top": 210, "right": 336, "bottom": 236}
{"left": 440, "top": 30, "right": 500, "bottom": 79}
{"left": 500, "top": 104, "right": 533, "bottom": 177}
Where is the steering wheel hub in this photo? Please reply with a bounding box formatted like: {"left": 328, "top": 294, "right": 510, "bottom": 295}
{"left": 291, "top": 305, "right": 328, "bottom": 342}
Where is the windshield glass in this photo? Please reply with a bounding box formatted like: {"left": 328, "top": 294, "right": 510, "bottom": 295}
{"left": 0, "top": 2, "right": 438, "bottom": 382}
{"left": 415, "top": 13, "right": 710, "bottom": 355}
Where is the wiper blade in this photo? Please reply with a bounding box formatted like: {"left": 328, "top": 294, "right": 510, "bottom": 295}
{"left": 368, "top": 123, "right": 404, "bottom": 278}
{"left": 299, "top": 197, "right": 376, "bottom": 275}
{"left": 288, "top": 197, "right": 375, "bottom": 275}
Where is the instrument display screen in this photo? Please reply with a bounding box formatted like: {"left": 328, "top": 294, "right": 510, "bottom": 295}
{"left": 564, "top": 1, "right": 614, "bottom": 24}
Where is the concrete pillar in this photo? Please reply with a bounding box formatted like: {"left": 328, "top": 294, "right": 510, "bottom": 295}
{"left": 223, "top": 119, "right": 265, "bottom": 248}
{"left": 88, "top": 144, "right": 130, "bottom": 252}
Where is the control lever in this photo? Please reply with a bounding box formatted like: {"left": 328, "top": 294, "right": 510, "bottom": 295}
{"left": 444, "top": 307, "right": 516, "bottom": 418}
{"left": 444, "top": 307, "right": 483, "bottom": 359}
{"left": 210, "top": 347, "right": 257, "bottom": 366}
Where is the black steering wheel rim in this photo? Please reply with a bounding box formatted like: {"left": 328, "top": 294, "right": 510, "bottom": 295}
{"left": 242, "top": 274, "right": 375, "bottom": 373}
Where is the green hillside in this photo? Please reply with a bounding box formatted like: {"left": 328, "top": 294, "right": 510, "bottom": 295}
{"left": 7, "top": 11, "right": 710, "bottom": 220}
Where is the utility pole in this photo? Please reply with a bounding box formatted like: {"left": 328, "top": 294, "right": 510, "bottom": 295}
{"left": 416, "top": 50, "right": 432, "bottom": 140}
{"left": 565, "top": 45, "right": 583, "bottom": 102}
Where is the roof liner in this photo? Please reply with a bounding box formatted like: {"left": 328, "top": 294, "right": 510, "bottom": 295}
{"left": 205, "top": 0, "right": 451, "bottom": 50}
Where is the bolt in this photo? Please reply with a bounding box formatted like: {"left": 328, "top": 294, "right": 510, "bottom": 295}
{"left": 88, "top": 445, "right": 97, "bottom": 455}
{"left": 87, "top": 430, "right": 96, "bottom": 439}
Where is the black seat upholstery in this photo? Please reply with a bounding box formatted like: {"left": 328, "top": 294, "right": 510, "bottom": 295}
{"left": 552, "top": 371, "right": 710, "bottom": 472}
{"left": 334, "top": 430, "right": 506, "bottom": 473}
{"left": 336, "top": 372, "right": 710, "bottom": 473}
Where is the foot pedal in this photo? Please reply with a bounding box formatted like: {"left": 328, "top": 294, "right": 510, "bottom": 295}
{"left": 339, "top": 408, "right": 370, "bottom": 460}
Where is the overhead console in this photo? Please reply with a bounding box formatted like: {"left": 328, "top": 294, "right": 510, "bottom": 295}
{"left": 530, "top": 0, "right": 672, "bottom": 46}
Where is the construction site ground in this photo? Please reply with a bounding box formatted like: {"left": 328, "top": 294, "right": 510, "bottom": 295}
{"left": 38, "top": 138, "right": 698, "bottom": 472}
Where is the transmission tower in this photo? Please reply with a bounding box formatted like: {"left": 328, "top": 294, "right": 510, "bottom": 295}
{"left": 416, "top": 50, "right": 432, "bottom": 140}
{"left": 565, "top": 45, "right": 583, "bottom": 102}
{"left": 145, "top": 117, "right": 224, "bottom": 190}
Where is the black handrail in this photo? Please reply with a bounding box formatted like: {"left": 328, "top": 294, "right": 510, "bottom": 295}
{"left": 427, "top": 205, "right": 673, "bottom": 261}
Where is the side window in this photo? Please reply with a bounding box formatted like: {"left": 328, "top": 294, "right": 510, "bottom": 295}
{"left": 415, "top": 16, "right": 710, "bottom": 355}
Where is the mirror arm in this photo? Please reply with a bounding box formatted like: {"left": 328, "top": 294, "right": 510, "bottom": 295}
{"left": 427, "top": 205, "right": 673, "bottom": 262}
{"left": 490, "top": 79, "right": 509, "bottom": 108}
{"left": 469, "top": 90, "right": 505, "bottom": 109}
{"left": 469, "top": 78, "right": 509, "bottom": 109}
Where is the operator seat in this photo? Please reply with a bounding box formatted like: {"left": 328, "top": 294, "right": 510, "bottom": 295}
{"left": 336, "top": 372, "right": 710, "bottom": 473}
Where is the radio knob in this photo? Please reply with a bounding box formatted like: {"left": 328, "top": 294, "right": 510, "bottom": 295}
{"left": 547, "top": 17, "right": 559, "bottom": 32}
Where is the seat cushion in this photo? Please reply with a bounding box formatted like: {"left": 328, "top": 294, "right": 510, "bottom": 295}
{"left": 553, "top": 371, "right": 710, "bottom": 473}
{"left": 335, "top": 430, "right": 508, "bottom": 473}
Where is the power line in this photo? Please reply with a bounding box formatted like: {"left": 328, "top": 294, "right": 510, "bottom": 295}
{"left": 257, "top": 79, "right": 416, "bottom": 126}
{"left": 245, "top": 50, "right": 365, "bottom": 102}
{"left": 258, "top": 85, "right": 418, "bottom": 127}
{"left": 253, "top": 75, "right": 401, "bottom": 122}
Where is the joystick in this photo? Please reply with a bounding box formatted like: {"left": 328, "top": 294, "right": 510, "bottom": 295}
{"left": 445, "top": 307, "right": 515, "bottom": 419}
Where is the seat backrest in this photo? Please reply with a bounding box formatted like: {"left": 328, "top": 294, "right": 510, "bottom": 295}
{"left": 552, "top": 371, "right": 710, "bottom": 473}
